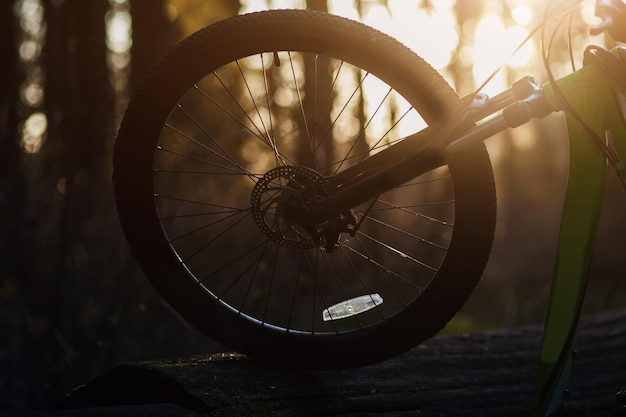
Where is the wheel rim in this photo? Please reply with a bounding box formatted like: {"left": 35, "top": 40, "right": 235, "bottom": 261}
{"left": 152, "top": 51, "right": 456, "bottom": 335}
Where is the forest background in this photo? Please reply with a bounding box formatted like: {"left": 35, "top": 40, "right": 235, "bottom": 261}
{"left": 1, "top": 0, "right": 625, "bottom": 412}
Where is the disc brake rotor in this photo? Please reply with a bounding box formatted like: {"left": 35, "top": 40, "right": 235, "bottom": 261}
{"left": 251, "top": 166, "right": 334, "bottom": 249}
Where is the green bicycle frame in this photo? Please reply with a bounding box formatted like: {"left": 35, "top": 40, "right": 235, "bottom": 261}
{"left": 531, "top": 50, "right": 626, "bottom": 416}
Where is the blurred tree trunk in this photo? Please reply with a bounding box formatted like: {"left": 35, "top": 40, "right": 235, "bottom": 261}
{"left": 0, "top": 0, "right": 21, "bottom": 171}
{"left": 129, "top": 0, "right": 181, "bottom": 90}
{"left": 0, "top": 1, "right": 24, "bottom": 274}
{"left": 0, "top": 1, "right": 28, "bottom": 407}
{"left": 298, "top": 0, "right": 332, "bottom": 169}
{"left": 129, "top": 0, "right": 242, "bottom": 95}
{"left": 450, "top": 0, "right": 483, "bottom": 96}
{"left": 306, "top": 0, "right": 327, "bottom": 11}
{"left": 43, "top": 0, "right": 113, "bottom": 319}
{"left": 42, "top": 0, "right": 115, "bottom": 403}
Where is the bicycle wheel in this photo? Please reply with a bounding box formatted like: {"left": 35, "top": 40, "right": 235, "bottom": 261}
{"left": 114, "top": 9, "right": 496, "bottom": 368}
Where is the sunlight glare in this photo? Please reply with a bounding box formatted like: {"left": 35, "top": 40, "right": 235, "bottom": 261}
{"left": 106, "top": 9, "right": 132, "bottom": 54}
{"left": 512, "top": 5, "right": 532, "bottom": 26}
{"left": 580, "top": 0, "right": 602, "bottom": 26}
{"left": 18, "top": 0, "right": 44, "bottom": 35}
{"left": 362, "top": 5, "right": 392, "bottom": 34}
{"left": 21, "top": 112, "right": 47, "bottom": 154}
{"left": 473, "top": 14, "right": 508, "bottom": 95}
{"left": 386, "top": 0, "right": 458, "bottom": 71}
{"left": 17, "top": 0, "right": 46, "bottom": 154}
{"left": 328, "top": 1, "right": 359, "bottom": 20}
{"left": 506, "top": 25, "right": 534, "bottom": 68}
{"left": 511, "top": 124, "right": 537, "bottom": 151}
{"left": 19, "top": 39, "right": 40, "bottom": 61}
{"left": 21, "top": 82, "right": 44, "bottom": 107}
{"left": 472, "top": 11, "right": 535, "bottom": 94}
{"left": 241, "top": 0, "right": 305, "bottom": 13}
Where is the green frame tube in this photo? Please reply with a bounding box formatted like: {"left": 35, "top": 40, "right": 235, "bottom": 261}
{"left": 531, "top": 57, "right": 626, "bottom": 416}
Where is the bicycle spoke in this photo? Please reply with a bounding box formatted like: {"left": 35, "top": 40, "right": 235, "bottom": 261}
{"left": 236, "top": 59, "right": 274, "bottom": 146}
{"left": 201, "top": 239, "right": 270, "bottom": 288}
{"left": 313, "top": 71, "right": 370, "bottom": 155}
{"left": 178, "top": 210, "right": 253, "bottom": 262}
{"left": 337, "top": 245, "right": 387, "bottom": 321}
{"left": 156, "top": 141, "right": 252, "bottom": 177}
{"left": 208, "top": 71, "right": 271, "bottom": 146}
{"left": 161, "top": 119, "right": 256, "bottom": 177}
{"left": 304, "top": 249, "right": 340, "bottom": 334}
{"left": 237, "top": 239, "right": 275, "bottom": 315}
{"left": 376, "top": 198, "right": 454, "bottom": 227}
{"left": 342, "top": 236, "right": 418, "bottom": 303}
{"left": 167, "top": 104, "right": 256, "bottom": 177}
{"left": 333, "top": 86, "right": 393, "bottom": 174}
{"left": 359, "top": 214, "right": 449, "bottom": 251}
{"left": 259, "top": 53, "right": 281, "bottom": 167}
{"left": 280, "top": 250, "right": 302, "bottom": 331}
{"left": 260, "top": 243, "right": 281, "bottom": 324}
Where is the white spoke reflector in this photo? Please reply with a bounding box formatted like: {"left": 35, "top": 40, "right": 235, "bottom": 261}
{"left": 322, "top": 294, "right": 383, "bottom": 321}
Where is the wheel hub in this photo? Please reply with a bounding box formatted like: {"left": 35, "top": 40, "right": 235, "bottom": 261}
{"left": 251, "top": 166, "right": 356, "bottom": 252}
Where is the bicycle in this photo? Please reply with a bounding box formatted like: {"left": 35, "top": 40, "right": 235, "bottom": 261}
{"left": 113, "top": 1, "right": 626, "bottom": 415}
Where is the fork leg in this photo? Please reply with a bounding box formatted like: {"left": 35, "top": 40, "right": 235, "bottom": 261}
{"left": 530, "top": 91, "right": 610, "bottom": 416}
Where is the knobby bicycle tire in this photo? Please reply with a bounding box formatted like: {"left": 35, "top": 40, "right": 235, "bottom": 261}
{"left": 113, "top": 9, "right": 496, "bottom": 369}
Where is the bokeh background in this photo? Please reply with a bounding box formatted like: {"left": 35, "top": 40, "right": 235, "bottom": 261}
{"left": 1, "top": 0, "right": 625, "bottom": 411}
